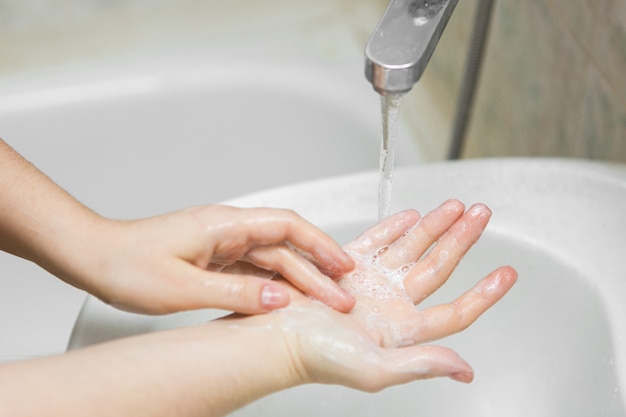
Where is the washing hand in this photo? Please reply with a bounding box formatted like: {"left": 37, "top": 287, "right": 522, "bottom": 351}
{"left": 81, "top": 205, "right": 356, "bottom": 314}
{"left": 234, "top": 200, "right": 516, "bottom": 390}
{"left": 0, "top": 140, "right": 356, "bottom": 315}
{"left": 0, "top": 195, "right": 517, "bottom": 417}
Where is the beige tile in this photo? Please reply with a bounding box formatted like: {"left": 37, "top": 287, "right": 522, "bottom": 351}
{"left": 420, "top": 0, "right": 477, "bottom": 115}
{"left": 577, "top": 67, "right": 626, "bottom": 161}
{"left": 402, "top": 0, "right": 478, "bottom": 159}
{"left": 414, "top": 0, "right": 626, "bottom": 162}
{"left": 464, "top": 0, "right": 589, "bottom": 158}
{"left": 547, "top": 0, "right": 603, "bottom": 51}
{"left": 592, "top": 0, "right": 626, "bottom": 103}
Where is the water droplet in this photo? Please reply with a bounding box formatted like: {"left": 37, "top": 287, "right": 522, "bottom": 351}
{"left": 378, "top": 95, "right": 402, "bottom": 220}
{"left": 413, "top": 16, "right": 428, "bottom": 26}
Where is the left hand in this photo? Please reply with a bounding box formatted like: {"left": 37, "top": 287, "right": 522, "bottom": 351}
{"left": 75, "top": 205, "right": 356, "bottom": 315}
{"left": 0, "top": 201, "right": 515, "bottom": 417}
{"left": 231, "top": 200, "right": 517, "bottom": 391}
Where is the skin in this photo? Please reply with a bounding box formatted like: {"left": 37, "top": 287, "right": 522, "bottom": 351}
{"left": 0, "top": 138, "right": 517, "bottom": 415}
{"left": 229, "top": 202, "right": 517, "bottom": 392}
{"left": 0, "top": 200, "right": 516, "bottom": 417}
{"left": 0, "top": 139, "right": 355, "bottom": 314}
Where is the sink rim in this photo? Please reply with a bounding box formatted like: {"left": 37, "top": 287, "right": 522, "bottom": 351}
{"left": 69, "top": 157, "right": 626, "bottom": 404}
{"left": 221, "top": 156, "right": 626, "bottom": 391}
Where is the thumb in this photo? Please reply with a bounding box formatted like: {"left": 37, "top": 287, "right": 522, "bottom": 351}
{"left": 372, "top": 345, "right": 474, "bottom": 390}
{"left": 119, "top": 265, "right": 291, "bottom": 315}
{"left": 184, "top": 269, "right": 291, "bottom": 314}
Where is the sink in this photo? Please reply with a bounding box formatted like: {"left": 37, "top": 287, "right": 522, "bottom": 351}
{"left": 0, "top": 44, "right": 420, "bottom": 360}
{"left": 69, "top": 158, "right": 626, "bottom": 416}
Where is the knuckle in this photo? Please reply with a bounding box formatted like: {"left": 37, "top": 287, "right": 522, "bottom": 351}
{"left": 223, "top": 277, "right": 262, "bottom": 309}
{"left": 278, "top": 208, "right": 303, "bottom": 226}
{"left": 450, "top": 301, "right": 469, "bottom": 330}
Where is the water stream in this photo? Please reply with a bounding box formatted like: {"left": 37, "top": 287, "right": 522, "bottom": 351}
{"left": 378, "top": 94, "right": 403, "bottom": 220}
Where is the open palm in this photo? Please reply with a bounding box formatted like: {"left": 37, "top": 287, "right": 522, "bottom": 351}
{"left": 268, "top": 200, "right": 517, "bottom": 391}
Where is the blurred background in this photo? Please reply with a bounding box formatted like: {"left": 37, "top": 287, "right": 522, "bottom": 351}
{"left": 0, "top": 0, "right": 625, "bottom": 364}
{"left": 1, "top": 0, "right": 625, "bottom": 162}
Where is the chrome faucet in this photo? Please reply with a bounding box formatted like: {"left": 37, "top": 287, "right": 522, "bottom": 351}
{"left": 365, "top": 0, "right": 459, "bottom": 96}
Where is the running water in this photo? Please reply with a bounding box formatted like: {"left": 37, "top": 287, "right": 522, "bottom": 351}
{"left": 378, "top": 94, "right": 403, "bottom": 220}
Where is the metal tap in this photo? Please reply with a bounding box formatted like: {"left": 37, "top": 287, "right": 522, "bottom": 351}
{"left": 365, "top": 0, "right": 459, "bottom": 96}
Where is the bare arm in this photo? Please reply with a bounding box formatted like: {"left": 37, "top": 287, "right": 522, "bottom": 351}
{"left": 0, "top": 200, "right": 516, "bottom": 417}
{"left": 0, "top": 139, "right": 355, "bottom": 314}
{"left": 0, "top": 317, "right": 304, "bottom": 417}
{"left": 0, "top": 139, "right": 102, "bottom": 282}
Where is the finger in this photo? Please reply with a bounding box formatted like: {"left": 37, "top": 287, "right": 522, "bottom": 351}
{"left": 404, "top": 203, "right": 492, "bottom": 303}
{"left": 343, "top": 210, "right": 421, "bottom": 255}
{"left": 199, "top": 272, "right": 291, "bottom": 314}
{"left": 377, "top": 199, "right": 464, "bottom": 269}
{"left": 415, "top": 266, "right": 517, "bottom": 343}
{"left": 246, "top": 245, "right": 356, "bottom": 313}
{"left": 362, "top": 345, "right": 473, "bottom": 391}
{"left": 209, "top": 206, "right": 355, "bottom": 276}
{"left": 116, "top": 262, "right": 292, "bottom": 315}
{"left": 207, "top": 260, "right": 278, "bottom": 279}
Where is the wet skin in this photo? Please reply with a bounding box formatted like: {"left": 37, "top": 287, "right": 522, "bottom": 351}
{"left": 222, "top": 200, "right": 517, "bottom": 391}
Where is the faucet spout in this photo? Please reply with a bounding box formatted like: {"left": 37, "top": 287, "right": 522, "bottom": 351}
{"left": 365, "top": 0, "right": 459, "bottom": 96}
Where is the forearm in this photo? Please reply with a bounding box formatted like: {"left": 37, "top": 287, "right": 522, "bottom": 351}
{"left": 0, "top": 317, "right": 304, "bottom": 417}
{"left": 0, "top": 140, "right": 354, "bottom": 315}
{"left": 0, "top": 139, "right": 105, "bottom": 287}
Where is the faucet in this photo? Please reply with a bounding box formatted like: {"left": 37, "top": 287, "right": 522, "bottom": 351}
{"left": 365, "top": 0, "right": 459, "bottom": 96}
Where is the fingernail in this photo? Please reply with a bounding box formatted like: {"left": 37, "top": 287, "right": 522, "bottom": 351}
{"left": 339, "top": 250, "right": 356, "bottom": 270}
{"left": 442, "top": 199, "right": 464, "bottom": 212}
{"left": 339, "top": 288, "right": 356, "bottom": 310}
{"left": 450, "top": 371, "right": 474, "bottom": 383}
{"left": 468, "top": 203, "right": 491, "bottom": 218}
{"left": 260, "top": 285, "right": 289, "bottom": 310}
{"left": 322, "top": 252, "right": 355, "bottom": 277}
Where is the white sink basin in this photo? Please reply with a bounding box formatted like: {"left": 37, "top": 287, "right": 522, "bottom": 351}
{"left": 0, "top": 46, "right": 420, "bottom": 361}
{"left": 69, "top": 158, "right": 626, "bottom": 416}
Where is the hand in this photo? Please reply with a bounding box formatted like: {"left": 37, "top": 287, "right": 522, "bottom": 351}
{"left": 0, "top": 200, "right": 516, "bottom": 417}
{"left": 0, "top": 141, "right": 356, "bottom": 315}
{"left": 80, "top": 205, "right": 355, "bottom": 315}
{"left": 237, "top": 200, "right": 517, "bottom": 391}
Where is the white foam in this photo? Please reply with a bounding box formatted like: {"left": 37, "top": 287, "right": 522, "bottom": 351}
{"left": 339, "top": 249, "right": 418, "bottom": 305}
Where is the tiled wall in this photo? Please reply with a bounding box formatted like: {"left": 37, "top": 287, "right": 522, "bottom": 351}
{"left": 0, "top": 0, "right": 175, "bottom": 30}
{"left": 0, "top": 0, "right": 181, "bottom": 75}
{"left": 0, "top": 0, "right": 383, "bottom": 75}
{"left": 2, "top": 0, "right": 624, "bottom": 162}
{"left": 408, "top": 0, "right": 626, "bottom": 162}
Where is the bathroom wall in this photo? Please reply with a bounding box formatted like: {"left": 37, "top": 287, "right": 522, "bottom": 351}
{"left": 0, "top": 0, "right": 383, "bottom": 76}
{"left": 1, "top": 0, "right": 623, "bottom": 163}
{"left": 406, "top": 0, "right": 626, "bottom": 162}
{"left": 0, "top": 0, "right": 396, "bottom": 362}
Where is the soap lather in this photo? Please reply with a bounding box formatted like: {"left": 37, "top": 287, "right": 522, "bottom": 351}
{"left": 365, "top": 0, "right": 459, "bottom": 97}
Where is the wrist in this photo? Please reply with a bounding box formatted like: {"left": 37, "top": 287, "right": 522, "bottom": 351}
{"left": 0, "top": 314, "right": 310, "bottom": 417}
{"left": 174, "top": 315, "right": 310, "bottom": 415}
{"left": 219, "top": 313, "right": 312, "bottom": 387}
{"left": 33, "top": 209, "right": 112, "bottom": 292}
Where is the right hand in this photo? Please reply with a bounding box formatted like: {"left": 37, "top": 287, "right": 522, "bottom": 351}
{"left": 239, "top": 200, "right": 517, "bottom": 391}
{"left": 66, "top": 205, "right": 356, "bottom": 315}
